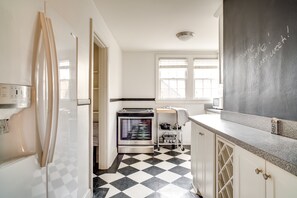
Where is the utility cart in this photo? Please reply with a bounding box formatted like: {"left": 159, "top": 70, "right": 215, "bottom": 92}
{"left": 155, "top": 108, "right": 185, "bottom": 151}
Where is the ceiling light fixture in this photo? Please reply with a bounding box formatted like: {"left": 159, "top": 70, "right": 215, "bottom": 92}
{"left": 176, "top": 31, "right": 195, "bottom": 41}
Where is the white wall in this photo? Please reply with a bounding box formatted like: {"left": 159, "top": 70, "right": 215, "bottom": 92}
{"left": 123, "top": 52, "right": 155, "bottom": 98}
{"left": 122, "top": 51, "right": 215, "bottom": 144}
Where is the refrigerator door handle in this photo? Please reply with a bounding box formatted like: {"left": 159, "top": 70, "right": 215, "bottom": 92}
{"left": 35, "top": 12, "right": 54, "bottom": 167}
{"left": 46, "top": 17, "right": 60, "bottom": 164}
{"left": 77, "top": 98, "right": 91, "bottom": 106}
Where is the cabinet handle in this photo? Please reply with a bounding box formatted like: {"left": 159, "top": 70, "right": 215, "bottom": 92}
{"left": 199, "top": 132, "right": 205, "bottom": 136}
{"left": 263, "top": 173, "right": 271, "bottom": 180}
{"left": 255, "top": 168, "right": 263, "bottom": 174}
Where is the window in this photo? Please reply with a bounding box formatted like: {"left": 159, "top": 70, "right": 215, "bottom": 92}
{"left": 157, "top": 55, "right": 219, "bottom": 101}
{"left": 158, "top": 58, "right": 188, "bottom": 99}
{"left": 194, "top": 59, "right": 219, "bottom": 99}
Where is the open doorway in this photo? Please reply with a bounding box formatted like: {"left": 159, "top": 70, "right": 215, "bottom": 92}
{"left": 92, "top": 42, "right": 100, "bottom": 168}
{"left": 89, "top": 18, "right": 108, "bottom": 193}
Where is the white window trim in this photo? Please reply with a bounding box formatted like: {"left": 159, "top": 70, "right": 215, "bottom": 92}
{"left": 155, "top": 53, "right": 218, "bottom": 103}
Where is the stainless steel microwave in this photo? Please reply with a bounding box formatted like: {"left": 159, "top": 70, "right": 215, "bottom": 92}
{"left": 213, "top": 97, "right": 223, "bottom": 109}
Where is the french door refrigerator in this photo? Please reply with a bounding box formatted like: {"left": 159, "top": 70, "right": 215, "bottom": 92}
{"left": 0, "top": 1, "right": 82, "bottom": 197}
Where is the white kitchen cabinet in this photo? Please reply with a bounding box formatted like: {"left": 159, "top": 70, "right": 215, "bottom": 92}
{"left": 191, "top": 122, "right": 215, "bottom": 198}
{"left": 234, "top": 146, "right": 266, "bottom": 198}
{"left": 234, "top": 146, "right": 297, "bottom": 198}
{"left": 266, "top": 161, "right": 297, "bottom": 198}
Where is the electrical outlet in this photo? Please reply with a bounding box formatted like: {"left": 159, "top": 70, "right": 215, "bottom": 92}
{"left": 271, "top": 118, "right": 280, "bottom": 135}
{"left": 0, "top": 119, "right": 9, "bottom": 135}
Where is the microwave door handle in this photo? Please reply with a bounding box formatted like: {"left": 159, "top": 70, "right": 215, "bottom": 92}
{"left": 46, "top": 17, "right": 59, "bottom": 164}
{"left": 39, "top": 12, "right": 54, "bottom": 167}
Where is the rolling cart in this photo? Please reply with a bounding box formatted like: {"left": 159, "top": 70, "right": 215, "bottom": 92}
{"left": 156, "top": 108, "right": 185, "bottom": 151}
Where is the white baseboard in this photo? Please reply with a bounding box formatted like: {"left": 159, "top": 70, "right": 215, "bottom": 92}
{"left": 108, "top": 147, "right": 118, "bottom": 168}
{"left": 83, "top": 189, "right": 92, "bottom": 198}
{"left": 191, "top": 183, "right": 202, "bottom": 197}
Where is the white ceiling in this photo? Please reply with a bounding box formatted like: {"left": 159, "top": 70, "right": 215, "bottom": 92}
{"left": 93, "top": 0, "right": 222, "bottom": 51}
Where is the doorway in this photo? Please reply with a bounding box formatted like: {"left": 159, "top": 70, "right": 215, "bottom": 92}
{"left": 89, "top": 19, "right": 108, "bottom": 193}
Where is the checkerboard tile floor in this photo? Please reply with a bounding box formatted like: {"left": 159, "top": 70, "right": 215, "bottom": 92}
{"left": 93, "top": 147, "right": 201, "bottom": 198}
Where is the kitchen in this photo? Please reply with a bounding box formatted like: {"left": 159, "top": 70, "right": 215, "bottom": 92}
{"left": 0, "top": 0, "right": 297, "bottom": 198}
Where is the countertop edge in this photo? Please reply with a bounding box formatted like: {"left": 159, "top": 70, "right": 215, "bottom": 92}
{"left": 189, "top": 116, "right": 297, "bottom": 177}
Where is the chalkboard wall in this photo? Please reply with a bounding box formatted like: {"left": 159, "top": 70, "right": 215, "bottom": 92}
{"left": 224, "top": 0, "right": 297, "bottom": 121}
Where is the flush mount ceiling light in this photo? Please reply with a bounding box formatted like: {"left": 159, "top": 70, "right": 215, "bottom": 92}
{"left": 176, "top": 31, "right": 195, "bottom": 41}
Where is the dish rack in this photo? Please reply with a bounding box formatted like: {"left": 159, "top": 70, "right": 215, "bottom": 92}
{"left": 156, "top": 108, "right": 184, "bottom": 151}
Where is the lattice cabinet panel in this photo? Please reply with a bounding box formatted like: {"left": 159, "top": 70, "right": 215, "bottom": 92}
{"left": 217, "top": 137, "right": 234, "bottom": 198}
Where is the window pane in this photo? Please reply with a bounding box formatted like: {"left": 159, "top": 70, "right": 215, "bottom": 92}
{"left": 195, "top": 80, "right": 203, "bottom": 88}
{"left": 212, "top": 80, "right": 219, "bottom": 88}
{"left": 159, "top": 58, "right": 188, "bottom": 66}
{"left": 193, "top": 59, "right": 218, "bottom": 67}
{"left": 160, "top": 68, "right": 187, "bottom": 78}
{"left": 194, "top": 68, "right": 218, "bottom": 79}
{"left": 194, "top": 58, "right": 219, "bottom": 99}
{"left": 169, "top": 80, "right": 176, "bottom": 88}
{"left": 160, "top": 79, "right": 185, "bottom": 99}
{"left": 204, "top": 80, "right": 211, "bottom": 88}
{"left": 161, "top": 80, "right": 169, "bottom": 89}
{"left": 194, "top": 79, "right": 219, "bottom": 99}
{"left": 178, "top": 80, "right": 185, "bottom": 88}
{"left": 161, "top": 89, "right": 169, "bottom": 98}
{"left": 177, "top": 89, "right": 185, "bottom": 98}
{"left": 204, "top": 89, "right": 211, "bottom": 98}
{"left": 195, "top": 89, "right": 203, "bottom": 98}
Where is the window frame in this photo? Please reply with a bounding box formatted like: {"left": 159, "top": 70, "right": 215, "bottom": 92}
{"left": 155, "top": 53, "right": 218, "bottom": 103}
{"left": 159, "top": 59, "right": 188, "bottom": 100}
{"left": 193, "top": 58, "right": 220, "bottom": 100}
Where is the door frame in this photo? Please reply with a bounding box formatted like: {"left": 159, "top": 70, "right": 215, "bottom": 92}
{"left": 88, "top": 18, "right": 109, "bottom": 192}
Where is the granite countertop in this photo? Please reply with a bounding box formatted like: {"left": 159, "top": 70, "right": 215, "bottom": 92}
{"left": 189, "top": 114, "right": 297, "bottom": 177}
{"left": 205, "top": 108, "right": 222, "bottom": 114}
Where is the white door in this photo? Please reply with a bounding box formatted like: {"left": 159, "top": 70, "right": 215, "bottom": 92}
{"left": 191, "top": 123, "right": 199, "bottom": 191}
{"left": 266, "top": 161, "right": 297, "bottom": 198}
{"left": 46, "top": 9, "right": 78, "bottom": 198}
{"left": 203, "top": 129, "right": 215, "bottom": 198}
{"left": 196, "top": 125, "right": 205, "bottom": 195}
{"left": 234, "top": 146, "right": 266, "bottom": 198}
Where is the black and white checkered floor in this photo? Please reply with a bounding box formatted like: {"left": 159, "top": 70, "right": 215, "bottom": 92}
{"left": 93, "top": 146, "right": 201, "bottom": 198}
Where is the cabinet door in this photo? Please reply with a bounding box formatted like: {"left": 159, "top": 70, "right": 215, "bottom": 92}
{"left": 191, "top": 123, "right": 199, "bottom": 191}
{"left": 204, "top": 128, "right": 215, "bottom": 198}
{"left": 234, "top": 146, "right": 265, "bottom": 198}
{"left": 191, "top": 123, "right": 215, "bottom": 198}
{"left": 266, "top": 161, "right": 297, "bottom": 198}
{"left": 196, "top": 125, "right": 205, "bottom": 195}
{"left": 191, "top": 123, "right": 205, "bottom": 194}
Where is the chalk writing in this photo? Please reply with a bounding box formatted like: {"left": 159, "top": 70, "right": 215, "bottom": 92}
{"left": 238, "top": 25, "right": 291, "bottom": 67}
